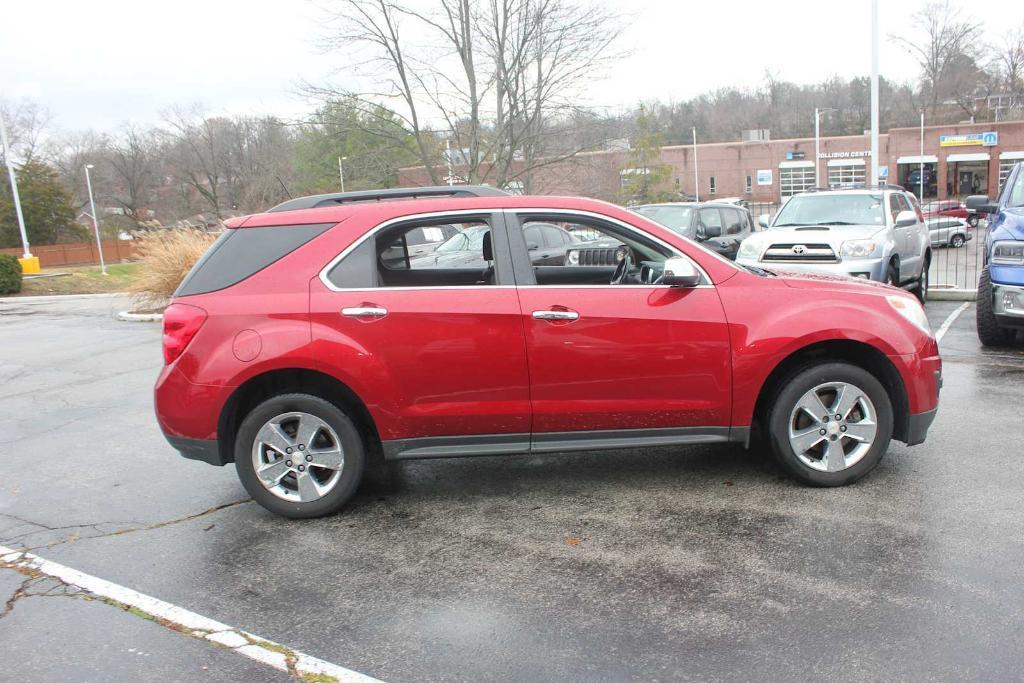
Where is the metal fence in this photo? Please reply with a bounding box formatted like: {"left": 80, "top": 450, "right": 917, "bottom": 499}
{"left": 928, "top": 220, "right": 986, "bottom": 293}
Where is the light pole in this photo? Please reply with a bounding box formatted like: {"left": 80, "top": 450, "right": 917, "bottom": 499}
{"left": 919, "top": 112, "right": 925, "bottom": 201}
{"left": 692, "top": 127, "right": 699, "bottom": 202}
{"left": 337, "top": 156, "right": 347, "bottom": 193}
{"left": 814, "top": 107, "right": 838, "bottom": 188}
{"left": 84, "top": 164, "right": 107, "bottom": 275}
{"left": 0, "top": 111, "right": 32, "bottom": 263}
{"left": 870, "top": 0, "right": 880, "bottom": 187}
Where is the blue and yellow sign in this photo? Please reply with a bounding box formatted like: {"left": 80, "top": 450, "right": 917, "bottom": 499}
{"left": 939, "top": 132, "right": 999, "bottom": 147}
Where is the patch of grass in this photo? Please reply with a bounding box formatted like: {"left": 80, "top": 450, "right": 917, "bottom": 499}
{"left": 15, "top": 263, "right": 141, "bottom": 297}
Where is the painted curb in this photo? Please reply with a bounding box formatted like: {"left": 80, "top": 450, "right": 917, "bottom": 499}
{"left": 929, "top": 288, "right": 977, "bottom": 302}
{"left": 116, "top": 310, "right": 164, "bottom": 322}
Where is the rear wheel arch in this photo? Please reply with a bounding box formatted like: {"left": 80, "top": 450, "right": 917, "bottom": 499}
{"left": 217, "top": 369, "right": 381, "bottom": 466}
{"left": 751, "top": 339, "right": 911, "bottom": 444}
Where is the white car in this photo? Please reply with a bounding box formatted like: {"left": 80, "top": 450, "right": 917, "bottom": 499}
{"left": 926, "top": 216, "right": 973, "bottom": 248}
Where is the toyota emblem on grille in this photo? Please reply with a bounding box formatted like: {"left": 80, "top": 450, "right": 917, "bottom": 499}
{"left": 792, "top": 244, "right": 807, "bottom": 255}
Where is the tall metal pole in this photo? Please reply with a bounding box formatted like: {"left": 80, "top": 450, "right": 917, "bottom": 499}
{"left": 0, "top": 112, "right": 31, "bottom": 259}
{"left": 84, "top": 165, "right": 106, "bottom": 275}
{"left": 337, "top": 156, "right": 346, "bottom": 193}
{"left": 815, "top": 107, "right": 821, "bottom": 188}
{"left": 692, "top": 127, "right": 699, "bottom": 202}
{"left": 919, "top": 112, "right": 925, "bottom": 200}
{"left": 445, "top": 139, "right": 455, "bottom": 186}
{"left": 870, "top": 0, "right": 880, "bottom": 187}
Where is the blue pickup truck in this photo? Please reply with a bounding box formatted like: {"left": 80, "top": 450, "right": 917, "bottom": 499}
{"left": 968, "top": 162, "right": 1024, "bottom": 345}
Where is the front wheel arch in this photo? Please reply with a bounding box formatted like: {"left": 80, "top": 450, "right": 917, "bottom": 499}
{"left": 750, "top": 339, "right": 911, "bottom": 445}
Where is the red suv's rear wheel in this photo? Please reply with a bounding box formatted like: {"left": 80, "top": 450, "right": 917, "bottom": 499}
{"left": 235, "top": 393, "right": 366, "bottom": 518}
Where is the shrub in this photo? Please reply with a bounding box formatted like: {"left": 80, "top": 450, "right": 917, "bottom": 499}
{"left": 129, "top": 229, "right": 218, "bottom": 309}
{"left": 0, "top": 254, "right": 22, "bottom": 294}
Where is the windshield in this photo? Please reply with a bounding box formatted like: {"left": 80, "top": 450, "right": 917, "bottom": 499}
{"left": 436, "top": 227, "right": 488, "bottom": 252}
{"left": 1009, "top": 167, "right": 1024, "bottom": 207}
{"left": 772, "top": 193, "right": 885, "bottom": 228}
{"left": 634, "top": 206, "right": 693, "bottom": 233}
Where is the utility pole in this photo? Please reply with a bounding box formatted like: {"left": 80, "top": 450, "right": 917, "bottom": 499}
{"left": 337, "top": 156, "right": 347, "bottom": 193}
{"left": 870, "top": 0, "right": 880, "bottom": 187}
{"left": 84, "top": 164, "right": 107, "bottom": 275}
{"left": 814, "top": 108, "right": 838, "bottom": 188}
{"left": 692, "top": 127, "right": 699, "bottom": 202}
{"left": 0, "top": 111, "right": 32, "bottom": 262}
{"left": 919, "top": 112, "right": 925, "bottom": 201}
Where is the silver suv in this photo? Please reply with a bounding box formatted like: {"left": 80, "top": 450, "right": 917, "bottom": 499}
{"left": 736, "top": 187, "right": 930, "bottom": 302}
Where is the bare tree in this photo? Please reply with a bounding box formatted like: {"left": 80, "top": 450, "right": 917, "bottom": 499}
{"left": 999, "top": 24, "right": 1024, "bottom": 93}
{"left": 105, "top": 125, "right": 161, "bottom": 222}
{"left": 893, "top": 1, "right": 984, "bottom": 117}
{"left": 313, "top": 0, "right": 622, "bottom": 192}
{"left": 0, "top": 98, "right": 53, "bottom": 164}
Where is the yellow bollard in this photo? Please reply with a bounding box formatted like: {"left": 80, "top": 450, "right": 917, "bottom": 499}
{"left": 17, "top": 256, "right": 41, "bottom": 275}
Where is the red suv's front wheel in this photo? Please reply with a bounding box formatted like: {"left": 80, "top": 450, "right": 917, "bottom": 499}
{"left": 235, "top": 394, "right": 366, "bottom": 518}
{"left": 766, "top": 362, "right": 894, "bottom": 486}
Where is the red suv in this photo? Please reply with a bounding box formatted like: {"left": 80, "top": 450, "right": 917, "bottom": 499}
{"left": 923, "top": 199, "right": 980, "bottom": 228}
{"left": 155, "top": 187, "right": 941, "bottom": 518}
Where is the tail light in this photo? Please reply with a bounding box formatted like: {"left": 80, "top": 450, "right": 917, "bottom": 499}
{"left": 162, "top": 303, "right": 207, "bottom": 364}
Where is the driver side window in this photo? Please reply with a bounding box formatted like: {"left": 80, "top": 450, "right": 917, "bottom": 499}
{"left": 515, "top": 215, "right": 674, "bottom": 286}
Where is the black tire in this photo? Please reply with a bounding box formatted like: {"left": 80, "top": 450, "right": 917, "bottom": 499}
{"left": 950, "top": 234, "right": 965, "bottom": 248}
{"left": 968, "top": 215, "right": 980, "bottom": 228}
{"left": 914, "top": 259, "right": 929, "bottom": 303}
{"left": 885, "top": 262, "right": 899, "bottom": 288}
{"left": 765, "top": 362, "right": 893, "bottom": 487}
{"left": 235, "top": 393, "right": 366, "bottom": 519}
{"left": 977, "top": 267, "right": 1014, "bottom": 347}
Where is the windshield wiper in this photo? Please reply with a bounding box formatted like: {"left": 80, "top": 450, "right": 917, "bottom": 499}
{"left": 816, "top": 221, "right": 857, "bottom": 226}
{"left": 774, "top": 223, "right": 809, "bottom": 227}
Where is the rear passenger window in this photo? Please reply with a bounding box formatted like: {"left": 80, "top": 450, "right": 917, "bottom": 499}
{"left": 176, "top": 223, "right": 334, "bottom": 297}
{"left": 376, "top": 219, "right": 497, "bottom": 287}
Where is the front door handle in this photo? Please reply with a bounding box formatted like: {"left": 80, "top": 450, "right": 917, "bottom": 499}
{"left": 342, "top": 306, "right": 388, "bottom": 320}
{"left": 532, "top": 309, "right": 579, "bottom": 321}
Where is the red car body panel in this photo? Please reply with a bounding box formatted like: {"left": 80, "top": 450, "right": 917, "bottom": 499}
{"left": 154, "top": 194, "right": 940, "bottom": 457}
{"left": 516, "top": 286, "right": 732, "bottom": 433}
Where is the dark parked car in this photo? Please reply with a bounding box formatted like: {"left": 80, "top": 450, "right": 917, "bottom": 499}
{"left": 632, "top": 202, "right": 755, "bottom": 260}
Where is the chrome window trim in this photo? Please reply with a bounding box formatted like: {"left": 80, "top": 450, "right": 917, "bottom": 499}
{"left": 317, "top": 206, "right": 722, "bottom": 293}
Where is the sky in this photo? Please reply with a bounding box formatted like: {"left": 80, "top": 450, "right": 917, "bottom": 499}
{"left": 2, "top": 0, "right": 1020, "bottom": 134}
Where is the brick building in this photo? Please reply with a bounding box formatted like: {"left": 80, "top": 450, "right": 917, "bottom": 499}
{"left": 397, "top": 119, "right": 1024, "bottom": 204}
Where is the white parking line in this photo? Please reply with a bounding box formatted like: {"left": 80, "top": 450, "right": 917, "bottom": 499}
{"left": 935, "top": 302, "right": 971, "bottom": 343}
{"left": 0, "top": 544, "right": 382, "bottom": 683}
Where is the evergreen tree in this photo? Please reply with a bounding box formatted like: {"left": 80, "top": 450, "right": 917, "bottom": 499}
{"left": 0, "top": 161, "right": 81, "bottom": 248}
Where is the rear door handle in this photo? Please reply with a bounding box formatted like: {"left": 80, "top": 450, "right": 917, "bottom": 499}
{"left": 342, "top": 306, "right": 388, "bottom": 319}
{"left": 532, "top": 309, "right": 579, "bottom": 321}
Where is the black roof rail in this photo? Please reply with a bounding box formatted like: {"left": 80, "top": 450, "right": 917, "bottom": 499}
{"left": 267, "top": 185, "right": 509, "bottom": 213}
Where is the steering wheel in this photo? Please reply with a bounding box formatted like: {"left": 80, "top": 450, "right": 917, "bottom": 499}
{"left": 611, "top": 248, "right": 635, "bottom": 285}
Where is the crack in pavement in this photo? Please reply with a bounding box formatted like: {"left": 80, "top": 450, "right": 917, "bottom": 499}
{"left": 0, "top": 547, "right": 375, "bottom": 683}
{"left": 0, "top": 499, "right": 253, "bottom": 552}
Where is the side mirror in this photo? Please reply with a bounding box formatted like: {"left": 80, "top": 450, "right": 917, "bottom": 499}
{"left": 527, "top": 242, "right": 539, "bottom": 251}
{"left": 894, "top": 210, "right": 918, "bottom": 228}
{"left": 965, "top": 195, "right": 998, "bottom": 214}
{"left": 704, "top": 225, "right": 722, "bottom": 238}
{"left": 662, "top": 257, "right": 701, "bottom": 288}
{"left": 758, "top": 214, "right": 770, "bottom": 229}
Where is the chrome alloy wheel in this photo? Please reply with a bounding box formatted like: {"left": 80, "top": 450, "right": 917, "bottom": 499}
{"left": 787, "top": 382, "right": 878, "bottom": 473}
{"left": 251, "top": 412, "right": 345, "bottom": 502}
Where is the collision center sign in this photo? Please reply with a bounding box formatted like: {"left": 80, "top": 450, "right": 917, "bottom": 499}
{"left": 939, "top": 132, "right": 998, "bottom": 147}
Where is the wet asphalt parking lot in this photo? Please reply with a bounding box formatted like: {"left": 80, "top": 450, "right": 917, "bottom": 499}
{"left": 1, "top": 294, "right": 1023, "bottom": 682}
